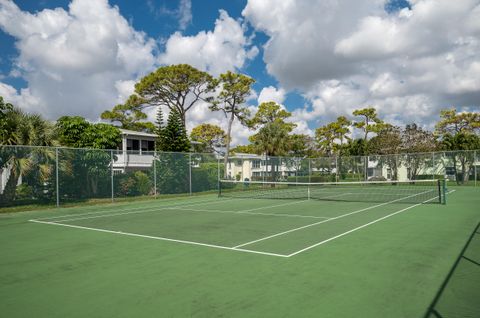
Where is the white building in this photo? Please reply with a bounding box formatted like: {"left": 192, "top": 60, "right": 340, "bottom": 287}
{"left": 113, "top": 129, "right": 157, "bottom": 173}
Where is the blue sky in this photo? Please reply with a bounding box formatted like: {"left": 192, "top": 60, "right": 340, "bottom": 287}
{"left": 0, "top": 0, "right": 478, "bottom": 145}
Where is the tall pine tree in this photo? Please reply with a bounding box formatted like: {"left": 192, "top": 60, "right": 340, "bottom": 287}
{"left": 156, "top": 107, "right": 190, "bottom": 152}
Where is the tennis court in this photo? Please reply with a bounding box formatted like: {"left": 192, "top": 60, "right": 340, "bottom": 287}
{"left": 29, "top": 180, "right": 446, "bottom": 258}
{"left": 1, "top": 181, "right": 479, "bottom": 317}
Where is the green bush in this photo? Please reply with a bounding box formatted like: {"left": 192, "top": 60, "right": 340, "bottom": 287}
{"left": 115, "top": 170, "right": 152, "bottom": 197}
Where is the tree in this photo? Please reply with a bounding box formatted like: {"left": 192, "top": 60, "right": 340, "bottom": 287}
{"left": 248, "top": 101, "right": 295, "bottom": 130}
{"left": 101, "top": 95, "right": 155, "bottom": 132}
{"left": 288, "top": 134, "right": 316, "bottom": 157}
{"left": 157, "top": 108, "right": 191, "bottom": 152}
{"left": 0, "top": 103, "right": 57, "bottom": 205}
{"left": 0, "top": 96, "right": 15, "bottom": 145}
{"left": 315, "top": 124, "right": 336, "bottom": 156}
{"left": 247, "top": 101, "right": 297, "bottom": 181}
{"left": 368, "top": 126, "right": 402, "bottom": 180}
{"left": 230, "top": 144, "right": 257, "bottom": 154}
{"left": 435, "top": 108, "right": 480, "bottom": 136}
{"left": 315, "top": 116, "right": 351, "bottom": 156}
{"left": 442, "top": 132, "right": 480, "bottom": 184}
{"left": 190, "top": 123, "right": 226, "bottom": 153}
{"left": 352, "top": 107, "right": 387, "bottom": 141}
{"left": 332, "top": 116, "right": 351, "bottom": 151}
{"left": 249, "top": 121, "right": 292, "bottom": 181}
{"left": 210, "top": 71, "right": 255, "bottom": 177}
{"left": 56, "top": 116, "right": 121, "bottom": 149}
{"left": 134, "top": 64, "right": 216, "bottom": 127}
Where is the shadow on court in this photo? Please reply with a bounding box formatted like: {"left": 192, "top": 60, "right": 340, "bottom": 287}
{"left": 424, "top": 222, "right": 480, "bottom": 318}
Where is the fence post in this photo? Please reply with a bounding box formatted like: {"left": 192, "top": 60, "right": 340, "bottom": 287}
{"left": 475, "top": 150, "right": 477, "bottom": 187}
{"left": 217, "top": 157, "right": 220, "bottom": 190}
{"left": 432, "top": 152, "right": 435, "bottom": 180}
{"left": 55, "top": 147, "right": 59, "bottom": 207}
{"left": 110, "top": 150, "right": 114, "bottom": 203}
{"left": 308, "top": 158, "right": 311, "bottom": 183}
{"left": 335, "top": 156, "right": 339, "bottom": 182}
{"left": 153, "top": 152, "right": 157, "bottom": 198}
{"left": 364, "top": 156, "right": 368, "bottom": 181}
{"left": 189, "top": 153, "right": 192, "bottom": 195}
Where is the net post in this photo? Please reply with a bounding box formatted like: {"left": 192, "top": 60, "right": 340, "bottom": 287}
{"left": 440, "top": 179, "right": 446, "bottom": 205}
{"left": 153, "top": 151, "right": 157, "bottom": 198}
{"left": 110, "top": 150, "right": 114, "bottom": 203}
{"left": 307, "top": 185, "right": 310, "bottom": 200}
{"left": 55, "top": 147, "right": 59, "bottom": 207}
{"left": 189, "top": 153, "right": 192, "bottom": 196}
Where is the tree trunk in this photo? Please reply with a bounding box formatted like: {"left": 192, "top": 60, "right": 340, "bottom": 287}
{"left": 223, "top": 113, "right": 235, "bottom": 178}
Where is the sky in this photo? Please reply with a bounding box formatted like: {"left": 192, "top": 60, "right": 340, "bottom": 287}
{"left": 0, "top": 0, "right": 479, "bottom": 145}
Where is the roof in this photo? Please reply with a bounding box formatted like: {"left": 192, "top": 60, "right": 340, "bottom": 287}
{"left": 119, "top": 129, "right": 157, "bottom": 138}
{"left": 230, "top": 152, "right": 264, "bottom": 159}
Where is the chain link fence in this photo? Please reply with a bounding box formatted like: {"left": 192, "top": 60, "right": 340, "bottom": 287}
{"left": 0, "top": 145, "right": 478, "bottom": 208}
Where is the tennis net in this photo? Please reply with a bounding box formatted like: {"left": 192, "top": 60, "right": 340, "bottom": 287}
{"left": 219, "top": 179, "right": 446, "bottom": 204}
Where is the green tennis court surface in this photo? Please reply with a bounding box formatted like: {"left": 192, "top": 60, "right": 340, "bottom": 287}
{"left": 1, "top": 186, "right": 479, "bottom": 317}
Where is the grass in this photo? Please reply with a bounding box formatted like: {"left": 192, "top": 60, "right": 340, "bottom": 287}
{"left": 0, "top": 187, "right": 478, "bottom": 317}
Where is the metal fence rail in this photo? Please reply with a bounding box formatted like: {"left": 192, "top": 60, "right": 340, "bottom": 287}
{"left": 0, "top": 145, "right": 478, "bottom": 208}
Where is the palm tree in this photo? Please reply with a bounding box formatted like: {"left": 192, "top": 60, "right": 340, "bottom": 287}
{"left": 0, "top": 106, "right": 57, "bottom": 205}
{"left": 250, "top": 122, "right": 291, "bottom": 181}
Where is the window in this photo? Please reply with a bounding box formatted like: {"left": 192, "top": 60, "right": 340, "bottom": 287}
{"left": 141, "top": 140, "right": 148, "bottom": 152}
{"left": 148, "top": 140, "right": 155, "bottom": 151}
{"left": 127, "top": 139, "right": 140, "bottom": 151}
{"left": 252, "top": 160, "right": 261, "bottom": 168}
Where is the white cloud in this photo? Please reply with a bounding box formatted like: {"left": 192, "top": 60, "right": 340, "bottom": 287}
{"left": 257, "top": 86, "right": 285, "bottom": 104}
{"left": 0, "top": 0, "right": 157, "bottom": 120}
{"left": 159, "top": 9, "right": 258, "bottom": 76}
{"left": 178, "top": 0, "right": 192, "bottom": 31}
{"left": 243, "top": 0, "right": 480, "bottom": 130}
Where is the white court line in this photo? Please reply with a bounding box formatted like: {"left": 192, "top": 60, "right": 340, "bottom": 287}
{"left": 232, "top": 190, "right": 433, "bottom": 249}
{"left": 171, "top": 200, "right": 329, "bottom": 219}
{"left": 29, "top": 219, "right": 288, "bottom": 258}
{"left": 42, "top": 198, "right": 321, "bottom": 223}
{"left": 287, "top": 190, "right": 457, "bottom": 257}
{"left": 35, "top": 196, "right": 228, "bottom": 221}
{"left": 38, "top": 197, "right": 243, "bottom": 223}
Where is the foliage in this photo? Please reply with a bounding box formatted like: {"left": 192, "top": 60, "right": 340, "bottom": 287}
{"left": 152, "top": 153, "right": 189, "bottom": 194}
{"left": 210, "top": 71, "right": 255, "bottom": 177}
{"left": 134, "top": 64, "right": 216, "bottom": 127}
{"left": 0, "top": 96, "right": 15, "bottom": 145}
{"left": 101, "top": 94, "right": 155, "bottom": 133}
{"left": 190, "top": 123, "right": 226, "bottom": 153}
{"left": 0, "top": 100, "right": 57, "bottom": 205}
{"left": 315, "top": 116, "right": 351, "bottom": 156}
{"left": 435, "top": 108, "right": 480, "bottom": 136}
{"left": 191, "top": 160, "right": 222, "bottom": 193}
{"left": 288, "top": 134, "right": 316, "bottom": 157}
{"left": 156, "top": 108, "right": 191, "bottom": 152}
{"left": 115, "top": 171, "right": 152, "bottom": 196}
{"left": 230, "top": 144, "right": 257, "bottom": 155}
{"left": 352, "top": 107, "right": 387, "bottom": 140}
{"left": 441, "top": 132, "right": 480, "bottom": 184}
{"left": 343, "top": 138, "right": 369, "bottom": 156}
{"left": 56, "top": 116, "right": 121, "bottom": 149}
{"left": 248, "top": 102, "right": 295, "bottom": 130}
